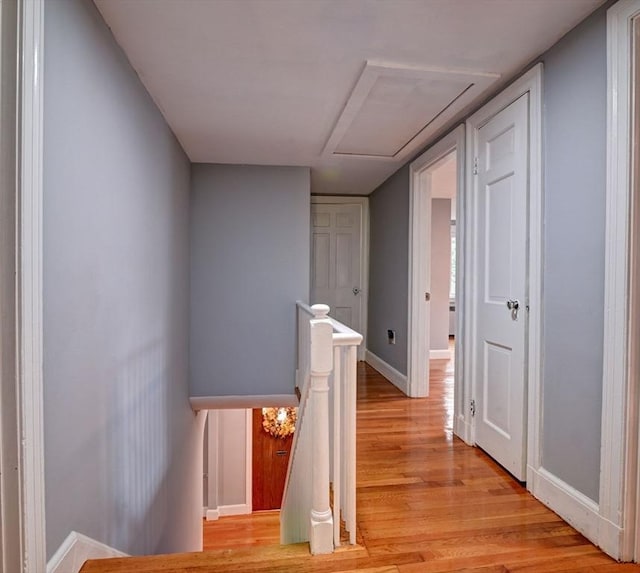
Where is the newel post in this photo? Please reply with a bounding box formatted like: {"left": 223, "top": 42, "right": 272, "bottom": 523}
{"left": 309, "top": 304, "right": 334, "bottom": 554}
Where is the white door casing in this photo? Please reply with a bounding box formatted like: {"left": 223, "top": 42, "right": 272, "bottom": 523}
{"left": 602, "top": 0, "right": 640, "bottom": 561}
{"left": 471, "top": 93, "right": 529, "bottom": 482}
{"left": 408, "top": 125, "right": 466, "bottom": 405}
{"left": 310, "top": 197, "right": 369, "bottom": 359}
{"left": 3, "top": 0, "right": 47, "bottom": 571}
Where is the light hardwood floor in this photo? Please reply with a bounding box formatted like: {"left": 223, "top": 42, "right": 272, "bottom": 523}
{"left": 81, "top": 349, "right": 640, "bottom": 572}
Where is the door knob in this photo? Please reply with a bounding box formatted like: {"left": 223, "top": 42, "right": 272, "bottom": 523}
{"left": 506, "top": 299, "right": 519, "bottom": 320}
{"left": 352, "top": 287, "right": 360, "bottom": 295}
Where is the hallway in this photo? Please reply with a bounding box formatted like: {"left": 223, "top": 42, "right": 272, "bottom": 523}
{"left": 205, "top": 352, "right": 640, "bottom": 571}
{"left": 83, "top": 354, "right": 640, "bottom": 572}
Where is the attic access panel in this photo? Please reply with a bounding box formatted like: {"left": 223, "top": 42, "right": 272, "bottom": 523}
{"left": 323, "top": 62, "right": 499, "bottom": 161}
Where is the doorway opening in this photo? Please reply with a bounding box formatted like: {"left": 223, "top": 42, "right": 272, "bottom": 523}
{"left": 407, "top": 125, "right": 469, "bottom": 441}
{"left": 202, "top": 405, "right": 297, "bottom": 547}
{"left": 428, "top": 150, "right": 457, "bottom": 364}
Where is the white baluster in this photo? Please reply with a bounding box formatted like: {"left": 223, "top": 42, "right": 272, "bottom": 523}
{"left": 332, "top": 345, "right": 341, "bottom": 547}
{"left": 346, "top": 344, "right": 357, "bottom": 544}
{"left": 309, "top": 304, "right": 334, "bottom": 555}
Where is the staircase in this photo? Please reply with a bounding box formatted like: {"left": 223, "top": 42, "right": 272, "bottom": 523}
{"left": 79, "top": 302, "right": 362, "bottom": 572}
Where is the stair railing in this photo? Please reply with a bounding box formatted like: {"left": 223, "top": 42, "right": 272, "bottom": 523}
{"left": 280, "top": 302, "right": 362, "bottom": 554}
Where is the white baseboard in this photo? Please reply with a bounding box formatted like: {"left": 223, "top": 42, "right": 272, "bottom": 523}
{"left": 365, "top": 350, "right": 408, "bottom": 395}
{"left": 204, "top": 503, "right": 250, "bottom": 520}
{"left": 47, "top": 531, "right": 128, "bottom": 573}
{"left": 529, "top": 467, "right": 605, "bottom": 548}
{"left": 430, "top": 349, "right": 451, "bottom": 360}
{"left": 219, "top": 503, "right": 252, "bottom": 517}
{"left": 453, "top": 414, "right": 473, "bottom": 445}
{"left": 598, "top": 515, "right": 624, "bottom": 561}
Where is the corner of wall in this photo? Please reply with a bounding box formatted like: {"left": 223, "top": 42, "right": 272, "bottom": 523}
{"left": 364, "top": 349, "right": 408, "bottom": 395}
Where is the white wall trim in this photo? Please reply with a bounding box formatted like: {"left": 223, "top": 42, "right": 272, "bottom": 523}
{"left": 191, "top": 394, "right": 298, "bottom": 411}
{"left": 311, "top": 196, "right": 370, "bottom": 361}
{"left": 453, "top": 415, "right": 473, "bottom": 446}
{"left": 46, "top": 532, "right": 128, "bottom": 573}
{"left": 205, "top": 409, "right": 253, "bottom": 521}
{"left": 465, "top": 63, "right": 543, "bottom": 471}
{"left": 407, "top": 125, "right": 465, "bottom": 399}
{"left": 364, "top": 350, "right": 408, "bottom": 394}
{"left": 16, "top": 1, "right": 47, "bottom": 571}
{"left": 218, "top": 504, "right": 252, "bottom": 517}
{"left": 245, "top": 408, "right": 253, "bottom": 513}
{"left": 602, "top": 0, "right": 640, "bottom": 562}
{"left": 206, "top": 411, "right": 220, "bottom": 520}
{"left": 529, "top": 468, "right": 602, "bottom": 543}
{"left": 205, "top": 504, "right": 252, "bottom": 520}
{"left": 429, "top": 349, "right": 451, "bottom": 360}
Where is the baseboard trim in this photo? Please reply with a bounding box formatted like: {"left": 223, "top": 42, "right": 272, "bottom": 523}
{"left": 453, "top": 414, "right": 473, "bottom": 445}
{"left": 598, "top": 515, "right": 624, "bottom": 560}
{"left": 430, "top": 349, "right": 451, "bottom": 360}
{"left": 204, "top": 504, "right": 251, "bottom": 520}
{"left": 219, "top": 503, "right": 252, "bottom": 517}
{"left": 47, "top": 531, "right": 128, "bottom": 573}
{"left": 365, "top": 350, "right": 408, "bottom": 395}
{"left": 529, "top": 466, "right": 603, "bottom": 545}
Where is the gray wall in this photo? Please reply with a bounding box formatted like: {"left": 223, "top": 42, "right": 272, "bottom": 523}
{"left": 540, "top": 7, "right": 607, "bottom": 502}
{"left": 430, "top": 199, "right": 451, "bottom": 351}
{"left": 366, "top": 5, "right": 608, "bottom": 502}
{"left": 44, "top": 0, "right": 204, "bottom": 558}
{"left": 368, "top": 166, "right": 410, "bottom": 373}
{"left": 190, "top": 164, "right": 310, "bottom": 397}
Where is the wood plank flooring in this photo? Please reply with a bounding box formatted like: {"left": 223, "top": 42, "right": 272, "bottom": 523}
{"left": 81, "top": 350, "right": 640, "bottom": 572}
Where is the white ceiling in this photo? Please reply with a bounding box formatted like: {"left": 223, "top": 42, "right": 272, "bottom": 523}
{"left": 94, "top": 0, "right": 604, "bottom": 196}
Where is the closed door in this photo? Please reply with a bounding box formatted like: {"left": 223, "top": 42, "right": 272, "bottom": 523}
{"left": 473, "top": 93, "right": 529, "bottom": 481}
{"left": 252, "top": 409, "right": 293, "bottom": 511}
{"left": 311, "top": 203, "right": 362, "bottom": 330}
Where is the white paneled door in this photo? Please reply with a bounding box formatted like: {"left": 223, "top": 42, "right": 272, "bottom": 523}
{"left": 311, "top": 203, "right": 362, "bottom": 333}
{"left": 473, "top": 93, "right": 529, "bottom": 481}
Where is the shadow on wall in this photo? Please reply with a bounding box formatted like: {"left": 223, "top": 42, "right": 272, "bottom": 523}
{"left": 107, "top": 339, "right": 169, "bottom": 555}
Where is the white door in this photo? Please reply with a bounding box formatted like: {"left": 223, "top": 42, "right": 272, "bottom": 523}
{"left": 473, "top": 93, "right": 529, "bottom": 481}
{"left": 311, "top": 203, "right": 362, "bottom": 331}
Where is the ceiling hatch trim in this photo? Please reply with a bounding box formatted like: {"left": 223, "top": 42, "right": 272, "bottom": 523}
{"left": 322, "top": 61, "right": 500, "bottom": 162}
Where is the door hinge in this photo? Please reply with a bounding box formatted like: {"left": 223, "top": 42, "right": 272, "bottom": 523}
{"left": 473, "top": 157, "right": 479, "bottom": 175}
{"left": 470, "top": 399, "right": 476, "bottom": 417}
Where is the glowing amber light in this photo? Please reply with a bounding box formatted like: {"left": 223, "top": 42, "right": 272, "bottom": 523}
{"left": 261, "top": 407, "right": 297, "bottom": 439}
